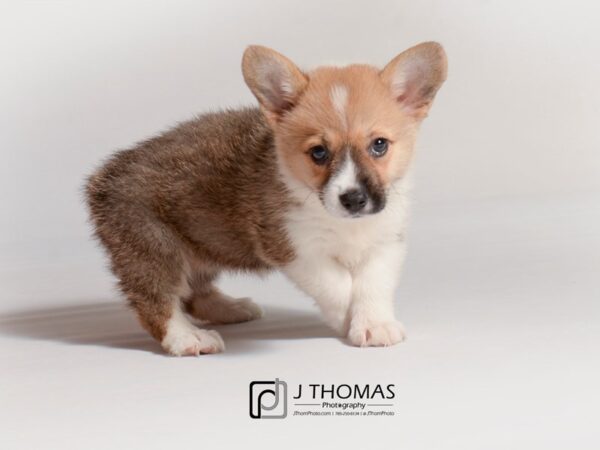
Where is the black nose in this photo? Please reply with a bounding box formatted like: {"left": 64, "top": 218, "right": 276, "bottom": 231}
{"left": 339, "top": 189, "right": 368, "bottom": 213}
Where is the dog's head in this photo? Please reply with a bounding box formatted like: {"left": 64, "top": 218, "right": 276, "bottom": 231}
{"left": 243, "top": 43, "right": 447, "bottom": 218}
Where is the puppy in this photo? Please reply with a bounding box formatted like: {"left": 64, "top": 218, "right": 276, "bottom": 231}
{"left": 86, "top": 42, "right": 447, "bottom": 356}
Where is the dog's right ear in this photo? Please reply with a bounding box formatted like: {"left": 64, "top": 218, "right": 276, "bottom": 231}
{"left": 242, "top": 46, "right": 307, "bottom": 123}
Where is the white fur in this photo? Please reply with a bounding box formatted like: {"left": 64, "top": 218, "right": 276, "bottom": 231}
{"left": 279, "top": 160, "right": 411, "bottom": 344}
{"left": 161, "top": 296, "right": 225, "bottom": 356}
{"left": 279, "top": 79, "right": 293, "bottom": 96}
{"left": 347, "top": 240, "right": 406, "bottom": 346}
{"left": 330, "top": 84, "right": 348, "bottom": 128}
{"left": 322, "top": 156, "right": 361, "bottom": 217}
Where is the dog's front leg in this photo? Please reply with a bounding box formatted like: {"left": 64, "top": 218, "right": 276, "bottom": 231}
{"left": 283, "top": 255, "right": 353, "bottom": 335}
{"left": 347, "top": 242, "right": 406, "bottom": 347}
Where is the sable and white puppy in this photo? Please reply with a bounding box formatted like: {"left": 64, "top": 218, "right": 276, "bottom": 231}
{"left": 86, "top": 42, "right": 447, "bottom": 356}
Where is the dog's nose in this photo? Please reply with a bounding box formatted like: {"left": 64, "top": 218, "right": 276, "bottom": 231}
{"left": 339, "top": 189, "right": 367, "bottom": 213}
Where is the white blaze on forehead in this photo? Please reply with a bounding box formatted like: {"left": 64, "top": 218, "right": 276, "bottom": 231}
{"left": 322, "top": 155, "right": 360, "bottom": 217}
{"left": 330, "top": 84, "right": 348, "bottom": 128}
{"left": 332, "top": 155, "right": 359, "bottom": 192}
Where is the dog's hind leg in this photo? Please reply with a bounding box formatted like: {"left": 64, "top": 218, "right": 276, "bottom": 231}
{"left": 185, "top": 271, "right": 263, "bottom": 325}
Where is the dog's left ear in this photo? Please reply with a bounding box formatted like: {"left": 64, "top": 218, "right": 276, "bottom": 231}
{"left": 242, "top": 45, "right": 308, "bottom": 124}
{"left": 381, "top": 42, "right": 448, "bottom": 118}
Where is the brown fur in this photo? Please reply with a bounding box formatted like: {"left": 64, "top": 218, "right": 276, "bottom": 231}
{"left": 86, "top": 108, "right": 294, "bottom": 340}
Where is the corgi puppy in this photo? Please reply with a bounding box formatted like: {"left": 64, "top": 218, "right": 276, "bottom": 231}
{"left": 86, "top": 42, "right": 447, "bottom": 356}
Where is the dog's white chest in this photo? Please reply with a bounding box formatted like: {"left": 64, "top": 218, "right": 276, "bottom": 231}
{"left": 283, "top": 187, "right": 409, "bottom": 269}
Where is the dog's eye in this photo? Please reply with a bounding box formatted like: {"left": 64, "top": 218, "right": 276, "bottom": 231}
{"left": 370, "top": 138, "right": 389, "bottom": 157}
{"left": 309, "top": 145, "right": 329, "bottom": 165}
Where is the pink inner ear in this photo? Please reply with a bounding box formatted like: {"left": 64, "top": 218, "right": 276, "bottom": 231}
{"left": 392, "top": 63, "right": 439, "bottom": 113}
{"left": 396, "top": 93, "right": 408, "bottom": 103}
{"left": 264, "top": 73, "right": 294, "bottom": 113}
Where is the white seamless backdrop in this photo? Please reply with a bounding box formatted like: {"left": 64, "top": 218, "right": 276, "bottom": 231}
{"left": 1, "top": 2, "right": 599, "bottom": 450}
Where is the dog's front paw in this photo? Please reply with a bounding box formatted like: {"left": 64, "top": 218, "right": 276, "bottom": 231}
{"left": 348, "top": 321, "right": 406, "bottom": 347}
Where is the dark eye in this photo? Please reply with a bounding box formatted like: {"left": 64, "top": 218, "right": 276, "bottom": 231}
{"left": 309, "top": 145, "right": 329, "bottom": 165}
{"left": 370, "top": 138, "right": 389, "bottom": 157}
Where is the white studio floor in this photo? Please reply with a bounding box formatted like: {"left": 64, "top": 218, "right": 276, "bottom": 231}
{"left": 1, "top": 193, "right": 599, "bottom": 450}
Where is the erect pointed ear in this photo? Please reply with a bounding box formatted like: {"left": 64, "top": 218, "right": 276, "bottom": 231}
{"left": 380, "top": 42, "right": 448, "bottom": 118}
{"left": 242, "top": 45, "right": 308, "bottom": 123}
